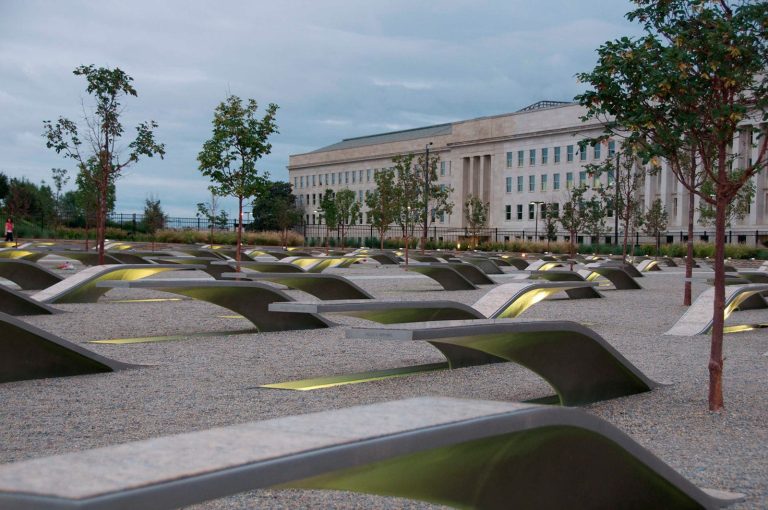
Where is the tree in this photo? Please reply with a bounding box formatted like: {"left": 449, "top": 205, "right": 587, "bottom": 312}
{"left": 697, "top": 177, "right": 755, "bottom": 227}
{"left": 584, "top": 194, "right": 610, "bottom": 247}
{"left": 558, "top": 185, "right": 590, "bottom": 259}
{"left": 142, "top": 196, "right": 166, "bottom": 251}
{"left": 198, "top": 95, "right": 278, "bottom": 270}
{"left": 44, "top": 65, "right": 165, "bottom": 263}
{"left": 317, "top": 189, "right": 339, "bottom": 254}
{"left": 334, "top": 188, "right": 360, "bottom": 250}
{"left": 365, "top": 169, "right": 398, "bottom": 249}
{"left": 196, "top": 190, "right": 229, "bottom": 245}
{"left": 251, "top": 181, "right": 294, "bottom": 231}
{"left": 391, "top": 154, "right": 422, "bottom": 265}
{"left": 576, "top": 0, "right": 768, "bottom": 411}
{"left": 272, "top": 195, "right": 302, "bottom": 247}
{"left": 415, "top": 152, "right": 454, "bottom": 253}
{"left": 643, "top": 198, "right": 669, "bottom": 257}
{"left": 543, "top": 203, "right": 559, "bottom": 251}
{"left": 50, "top": 168, "right": 69, "bottom": 231}
{"left": 74, "top": 159, "right": 115, "bottom": 250}
{"left": 464, "top": 194, "right": 489, "bottom": 248}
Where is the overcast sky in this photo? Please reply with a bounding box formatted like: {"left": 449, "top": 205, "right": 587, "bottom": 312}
{"left": 0, "top": 0, "right": 641, "bottom": 216}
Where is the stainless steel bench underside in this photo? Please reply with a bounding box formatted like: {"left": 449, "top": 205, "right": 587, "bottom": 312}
{"left": 0, "top": 397, "right": 740, "bottom": 510}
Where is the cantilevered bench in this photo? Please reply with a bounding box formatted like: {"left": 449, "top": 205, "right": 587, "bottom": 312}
{"left": 31, "top": 264, "right": 204, "bottom": 304}
{"left": 0, "top": 259, "right": 63, "bottom": 290}
{"left": 404, "top": 263, "right": 478, "bottom": 290}
{"left": 146, "top": 256, "right": 231, "bottom": 279}
{"left": 236, "top": 260, "right": 306, "bottom": 273}
{"left": 0, "top": 286, "right": 59, "bottom": 316}
{"left": 460, "top": 257, "right": 504, "bottom": 275}
{"left": 0, "top": 249, "right": 47, "bottom": 262}
{"left": 443, "top": 262, "right": 495, "bottom": 284}
{"left": 342, "top": 320, "right": 660, "bottom": 406}
{"left": 52, "top": 251, "right": 124, "bottom": 266}
{"left": 728, "top": 271, "right": 768, "bottom": 284}
{"left": 502, "top": 257, "right": 530, "bottom": 270}
{"left": 0, "top": 311, "right": 131, "bottom": 383}
{"left": 664, "top": 284, "right": 768, "bottom": 336}
{"left": 285, "top": 256, "right": 360, "bottom": 272}
{"left": 636, "top": 259, "right": 662, "bottom": 272}
{"left": 221, "top": 272, "right": 373, "bottom": 300}
{"left": 525, "top": 259, "right": 564, "bottom": 271}
{"left": 0, "top": 396, "right": 741, "bottom": 510}
{"left": 578, "top": 266, "right": 643, "bottom": 290}
{"left": 269, "top": 281, "right": 601, "bottom": 324}
{"left": 410, "top": 254, "right": 444, "bottom": 263}
{"left": 590, "top": 261, "right": 644, "bottom": 278}
{"left": 368, "top": 252, "right": 401, "bottom": 265}
{"left": 98, "top": 280, "right": 333, "bottom": 332}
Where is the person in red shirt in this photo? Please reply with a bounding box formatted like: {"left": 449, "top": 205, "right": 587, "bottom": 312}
{"left": 4, "top": 218, "right": 14, "bottom": 242}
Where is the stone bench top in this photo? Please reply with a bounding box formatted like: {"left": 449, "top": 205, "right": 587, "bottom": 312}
{"left": 664, "top": 284, "right": 768, "bottom": 336}
{"left": 0, "top": 396, "right": 740, "bottom": 509}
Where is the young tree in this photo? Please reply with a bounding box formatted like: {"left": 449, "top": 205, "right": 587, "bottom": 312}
{"left": 142, "top": 196, "right": 166, "bottom": 251}
{"left": 558, "top": 185, "right": 590, "bottom": 260}
{"left": 643, "top": 198, "right": 669, "bottom": 257}
{"left": 317, "top": 189, "right": 339, "bottom": 254}
{"left": 391, "top": 154, "right": 422, "bottom": 265}
{"left": 334, "top": 188, "right": 360, "bottom": 250}
{"left": 74, "top": 159, "right": 115, "bottom": 250}
{"left": 198, "top": 95, "right": 278, "bottom": 270}
{"left": 272, "top": 195, "right": 302, "bottom": 247}
{"left": 415, "top": 152, "right": 454, "bottom": 253}
{"left": 50, "top": 168, "right": 69, "bottom": 232}
{"left": 543, "top": 203, "right": 559, "bottom": 251}
{"left": 365, "top": 169, "right": 398, "bottom": 249}
{"left": 44, "top": 65, "right": 165, "bottom": 264}
{"left": 584, "top": 194, "right": 610, "bottom": 248}
{"left": 196, "top": 190, "right": 228, "bottom": 245}
{"left": 577, "top": 0, "right": 768, "bottom": 411}
{"left": 464, "top": 194, "right": 489, "bottom": 248}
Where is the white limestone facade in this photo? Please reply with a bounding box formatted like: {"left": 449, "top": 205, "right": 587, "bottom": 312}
{"left": 288, "top": 101, "right": 766, "bottom": 243}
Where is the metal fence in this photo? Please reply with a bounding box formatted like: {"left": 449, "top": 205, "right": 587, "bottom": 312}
{"left": 301, "top": 223, "right": 768, "bottom": 248}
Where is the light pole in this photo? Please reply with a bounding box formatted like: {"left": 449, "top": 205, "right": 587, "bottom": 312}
{"left": 422, "top": 141, "right": 433, "bottom": 254}
{"left": 614, "top": 150, "right": 620, "bottom": 247}
{"left": 530, "top": 200, "right": 544, "bottom": 241}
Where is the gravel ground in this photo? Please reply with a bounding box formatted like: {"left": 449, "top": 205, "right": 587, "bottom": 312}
{"left": 1, "top": 256, "right": 767, "bottom": 508}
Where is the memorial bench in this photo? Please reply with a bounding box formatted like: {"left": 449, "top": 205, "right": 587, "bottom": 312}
{"left": 403, "top": 263, "right": 478, "bottom": 290}
{"left": 31, "top": 264, "right": 204, "bottom": 304}
{"left": 0, "top": 285, "right": 59, "bottom": 316}
{"left": 0, "top": 311, "right": 132, "bottom": 383}
{"left": 269, "top": 281, "right": 601, "bottom": 324}
{"left": 0, "top": 396, "right": 741, "bottom": 510}
{"left": 664, "top": 283, "right": 768, "bottom": 336}
{"left": 97, "top": 280, "right": 333, "bottom": 332}
{"left": 578, "top": 266, "right": 643, "bottom": 290}
{"left": 0, "top": 259, "right": 64, "bottom": 290}
{"left": 221, "top": 272, "right": 373, "bottom": 300}
{"left": 0, "top": 249, "right": 48, "bottom": 262}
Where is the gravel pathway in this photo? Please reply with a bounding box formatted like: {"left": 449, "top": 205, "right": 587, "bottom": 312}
{"left": 1, "top": 259, "right": 766, "bottom": 508}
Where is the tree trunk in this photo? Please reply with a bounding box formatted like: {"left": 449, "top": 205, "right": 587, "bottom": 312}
{"left": 325, "top": 224, "right": 330, "bottom": 255}
{"left": 709, "top": 192, "right": 727, "bottom": 412}
{"left": 684, "top": 190, "right": 695, "bottom": 306}
{"left": 404, "top": 235, "right": 409, "bottom": 268}
{"left": 380, "top": 230, "right": 384, "bottom": 250}
{"left": 622, "top": 213, "right": 630, "bottom": 262}
{"left": 97, "top": 189, "right": 106, "bottom": 265}
{"left": 235, "top": 196, "right": 243, "bottom": 272}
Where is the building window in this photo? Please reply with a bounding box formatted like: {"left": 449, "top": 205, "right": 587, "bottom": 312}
{"left": 359, "top": 170, "right": 363, "bottom": 182}
{"left": 594, "top": 143, "right": 601, "bottom": 160}
{"left": 505, "top": 205, "right": 512, "bottom": 220}
{"left": 579, "top": 171, "right": 587, "bottom": 185}
{"left": 506, "top": 176, "right": 513, "bottom": 193}
{"left": 607, "top": 169, "right": 615, "bottom": 185}
{"left": 358, "top": 190, "right": 363, "bottom": 202}
{"left": 506, "top": 152, "right": 513, "bottom": 168}
{"left": 550, "top": 202, "right": 560, "bottom": 217}
{"left": 517, "top": 175, "right": 524, "bottom": 192}
{"left": 528, "top": 203, "right": 535, "bottom": 220}
{"left": 294, "top": 177, "right": 298, "bottom": 188}
{"left": 352, "top": 171, "right": 356, "bottom": 184}
{"left": 541, "top": 174, "right": 548, "bottom": 191}
{"left": 529, "top": 175, "right": 535, "bottom": 192}
{"left": 580, "top": 145, "right": 587, "bottom": 162}
{"left": 312, "top": 175, "right": 316, "bottom": 186}
{"left": 567, "top": 145, "right": 574, "bottom": 162}
{"left": 440, "top": 161, "right": 446, "bottom": 176}
{"left": 566, "top": 172, "right": 574, "bottom": 189}
{"left": 331, "top": 173, "right": 336, "bottom": 185}
{"left": 554, "top": 146, "right": 561, "bottom": 164}
{"left": 542, "top": 148, "right": 549, "bottom": 165}
{"left": 673, "top": 197, "right": 678, "bottom": 217}
{"left": 516, "top": 204, "right": 523, "bottom": 220}
{"left": 300, "top": 176, "right": 304, "bottom": 188}
{"left": 367, "top": 169, "right": 371, "bottom": 181}
{"left": 345, "top": 171, "right": 349, "bottom": 184}
{"left": 608, "top": 140, "right": 616, "bottom": 157}
{"left": 553, "top": 173, "right": 560, "bottom": 190}
{"left": 529, "top": 149, "right": 536, "bottom": 166}
{"left": 518, "top": 150, "right": 524, "bottom": 167}
{"left": 312, "top": 193, "right": 316, "bottom": 205}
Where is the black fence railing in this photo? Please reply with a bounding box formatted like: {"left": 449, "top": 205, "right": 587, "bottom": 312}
{"left": 301, "top": 223, "right": 768, "bottom": 248}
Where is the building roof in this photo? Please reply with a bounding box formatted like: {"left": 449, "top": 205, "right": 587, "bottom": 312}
{"left": 310, "top": 123, "right": 453, "bottom": 154}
